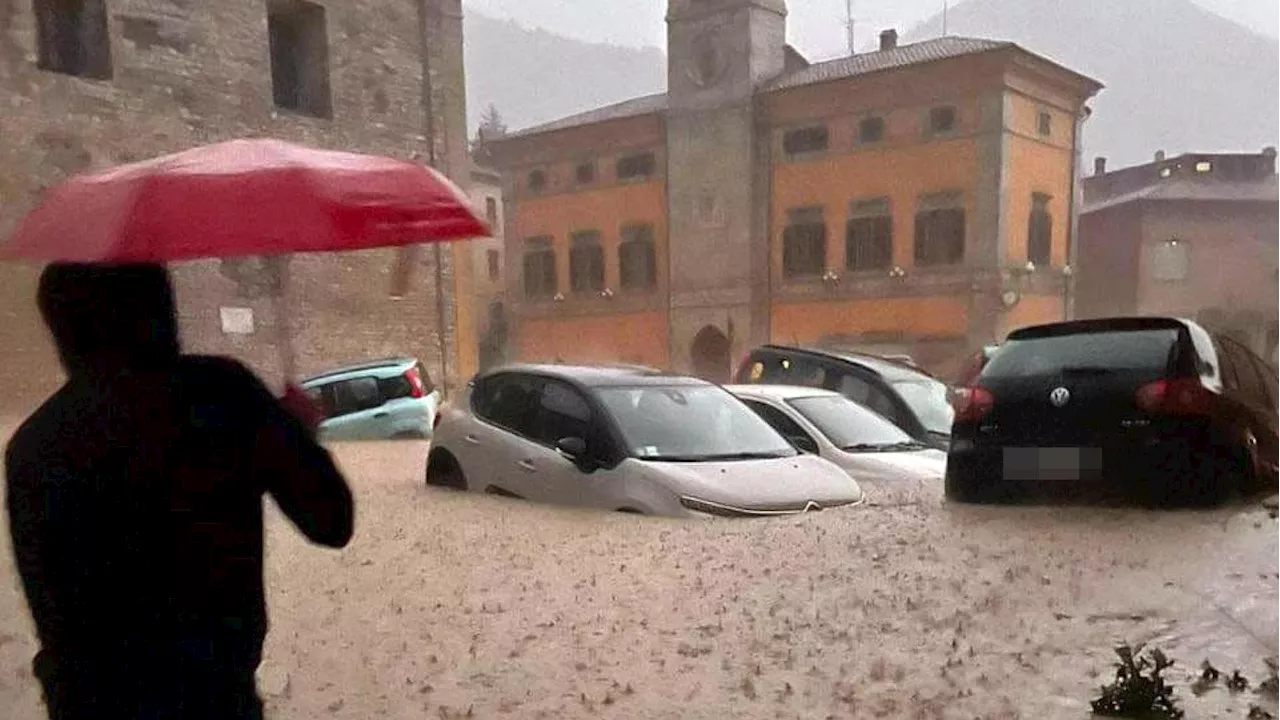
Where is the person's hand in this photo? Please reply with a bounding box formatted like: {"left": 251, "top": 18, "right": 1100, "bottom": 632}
{"left": 280, "top": 383, "right": 324, "bottom": 435}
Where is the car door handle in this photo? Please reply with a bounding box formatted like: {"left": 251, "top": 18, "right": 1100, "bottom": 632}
{"left": 464, "top": 435, "right": 481, "bottom": 445}
{"left": 517, "top": 460, "right": 537, "bottom": 472}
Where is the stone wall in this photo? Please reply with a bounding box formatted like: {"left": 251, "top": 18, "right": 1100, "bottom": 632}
{"left": 0, "top": 0, "right": 468, "bottom": 411}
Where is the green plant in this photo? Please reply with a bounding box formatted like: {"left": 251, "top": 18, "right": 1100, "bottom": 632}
{"left": 1091, "top": 644, "right": 1185, "bottom": 719}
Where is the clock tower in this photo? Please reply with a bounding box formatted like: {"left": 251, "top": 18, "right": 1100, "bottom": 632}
{"left": 664, "top": 0, "right": 786, "bottom": 380}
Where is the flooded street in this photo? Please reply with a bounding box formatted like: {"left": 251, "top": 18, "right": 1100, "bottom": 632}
{"left": 1, "top": 438, "right": 1276, "bottom": 719}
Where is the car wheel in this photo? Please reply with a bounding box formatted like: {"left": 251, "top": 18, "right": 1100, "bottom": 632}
{"left": 1153, "top": 445, "right": 1239, "bottom": 509}
{"left": 425, "top": 449, "right": 467, "bottom": 491}
{"left": 944, "top": 473, "right": 1016, "bottom": 505}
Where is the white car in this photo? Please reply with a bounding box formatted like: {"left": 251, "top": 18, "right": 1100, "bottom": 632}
{"left": 726, "top": 384, "right": 946, "bottom": 506}
{"left": 426, "top": 365, "right": 863, "bottom": 517}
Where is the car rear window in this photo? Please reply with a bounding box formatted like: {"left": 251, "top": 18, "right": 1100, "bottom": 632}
{"left": 982, "top": 329, "right": 1181, "bottom": 379}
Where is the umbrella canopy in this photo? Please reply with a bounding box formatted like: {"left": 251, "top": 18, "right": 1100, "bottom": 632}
{"left": 1, "top": 138, "right": 490, "bottom": 263}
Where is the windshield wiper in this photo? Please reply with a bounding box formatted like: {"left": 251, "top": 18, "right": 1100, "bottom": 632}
{"left": 843, "top": 441, "right": 928, "bottom": 452}
{"left": 705, "top": 451, "right": 793, "bottom": 461}
{"left": 643, "top": 451, "right": 791, "bottom": 462}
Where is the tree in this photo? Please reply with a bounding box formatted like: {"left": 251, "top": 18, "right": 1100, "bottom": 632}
{"left": 471, "top": 104, "right": 507, "bottom": 164}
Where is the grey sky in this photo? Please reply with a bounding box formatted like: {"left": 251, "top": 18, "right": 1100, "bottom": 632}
{"left": 463, "top": 0, "right": 1278, "bottom": 59}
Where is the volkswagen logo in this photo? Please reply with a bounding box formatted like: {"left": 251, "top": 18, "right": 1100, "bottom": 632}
{"left": 1049, "top": 387, "right": 1071, "bottom": 408}
{"left": 803, "top": 501, "right": 823, "bottom": 512}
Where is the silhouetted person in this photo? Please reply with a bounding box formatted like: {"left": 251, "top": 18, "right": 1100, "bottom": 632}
{"left": 5, "top": 263, "right": 354, "bottom": 719}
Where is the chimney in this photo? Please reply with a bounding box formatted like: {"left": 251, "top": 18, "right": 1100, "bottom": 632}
{"left": 879, "top": 29, "right": 898, "bottom": 51}
{"left": 1263, "top": 146, "right": 1277, "bottom": 174}
{"left": 1154, "top": 150, "right": 1166, "bottom": 162}
{"left": 1094, "top": 157, "right": 1107, "bottom": 176}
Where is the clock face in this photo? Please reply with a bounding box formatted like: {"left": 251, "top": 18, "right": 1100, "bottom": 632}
{"left": 687, "top": 27, "right": 728, "bottom": 88}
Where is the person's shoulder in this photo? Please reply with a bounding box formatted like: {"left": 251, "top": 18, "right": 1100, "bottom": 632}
{"left": 176, "top": 355, "right": 277, "bottom": 404}
{"left": 4, "top": 387, "right": 72, "bottom": 471}
{"left": 179, "top": 355, "right": 265, "bottom": 385}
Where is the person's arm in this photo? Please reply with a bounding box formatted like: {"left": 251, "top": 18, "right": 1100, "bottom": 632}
{"left": 5, "top": 440, "right": 66, "bottom": 650}
{"left": 214, "top": 362, "right": 354, "bottom": 548}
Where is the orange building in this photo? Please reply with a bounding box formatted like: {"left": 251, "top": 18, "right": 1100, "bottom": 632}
{"left": 489, "top": 0, "right": 1102, "bottom": 381}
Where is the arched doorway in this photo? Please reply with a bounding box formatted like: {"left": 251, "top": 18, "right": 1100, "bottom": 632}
{"left": 690, "top": 325, "right": 732, "bottom": 383}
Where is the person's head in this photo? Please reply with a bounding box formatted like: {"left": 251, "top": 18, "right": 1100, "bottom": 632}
{"left": 37, "top": 262, "right": 181, "bottom": 377}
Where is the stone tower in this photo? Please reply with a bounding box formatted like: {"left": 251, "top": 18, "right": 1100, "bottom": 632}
{"left": 664, "top": 0, "right": 787, "bottom": 381}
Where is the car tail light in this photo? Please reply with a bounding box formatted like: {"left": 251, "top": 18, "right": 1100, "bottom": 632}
{"left": 952, "top": 386, "right": 994, "bottom": 423}
{"left": 405, "top": 367, "right": 426, "bottom": 398}
{"left": 1135, "top": 378, "right": 1214, "bottom": 416}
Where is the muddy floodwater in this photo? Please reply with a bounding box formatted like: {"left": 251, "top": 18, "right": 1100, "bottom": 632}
{"left": 1, "top": 438, "right": 1276, "bottom": 719}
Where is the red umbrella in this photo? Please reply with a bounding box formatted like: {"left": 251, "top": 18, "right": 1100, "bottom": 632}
{"left": 0, "top": 138, "right": 489, "bottom": 262}
{"left": 2, "top": 139, "right": 490, "bottom": 417}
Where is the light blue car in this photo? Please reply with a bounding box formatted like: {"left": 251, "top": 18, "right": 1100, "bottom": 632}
{"left": 301, "top": 357, "right": 441, "bottom": 441}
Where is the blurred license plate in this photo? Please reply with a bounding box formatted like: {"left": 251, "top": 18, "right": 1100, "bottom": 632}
{"left": 1003, "top": 447, "right": 1102, "bottom": 481}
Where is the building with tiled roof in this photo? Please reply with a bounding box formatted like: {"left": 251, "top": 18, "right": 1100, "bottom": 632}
{"left": 487, "top": 0, "right": 1103, "bottom": 381}
{"left": 1077, "top": 149, "right": 1278, "bottom": 358}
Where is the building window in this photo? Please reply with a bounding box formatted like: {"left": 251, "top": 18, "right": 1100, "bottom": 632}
{"left": 575, "top": 161, "right": 596, "bottom": 185}
{"left": 783, "top": 126, "right": 829, "bottom": 156}
{"left": 927, "top": 106, "right": 957, "bottom": 135}
{"left": 1195, "top": 160, "right": 1213, "bottom": 173}
{"left": 1037, "top": 111, "right": 1052, "bottom": 137}
{"left": 1158, "top": 166, "right": 1173, "bottom": 179}
{"left": 1150, "top": 239, "right": 1189, "bottom": 281}
{"left": 617, "top": 152, "right": 656, "bottom": 181}
{"left": 913, "top": 193, "right": 965, "bottom": 266}
{"left": 486, "top": 249, "right": 501, "bottom": 281}
{"left": 569, "top": 231, "right": 605, "bottom": 294}
{"left": 35, "top": 0, "right": 112, "bottom": 79}
{"left": 522, "top": 237, "right": 557, "bottom": 299}
{"left": 846, "top": 199, "right": 893, "bottom": 271}
{"left": 527, "top": 169, "right": 547, "bottom": 193}
{"left": 782, "top": 207, "right": 827, "bottom": 279}
{"left": 619, "top": 223, "right": 657, "bottom": 291}
{"left": 268, "top": 0, "right": 333, "bottom": 119}
{"left": 1027, "top": 193, "right": 1052, "bottom": 266}
{"left": 484, "top": 197, "right": 498, "bottom": 226}
{"left": 858, "top": 116, "right": 885, "bottom": 144}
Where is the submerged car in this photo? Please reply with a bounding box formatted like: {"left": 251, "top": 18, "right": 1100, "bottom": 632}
{"left": 736, "top": 345, "right": 955, "bottom": 450}
{"left": 301, "top": 357, "right": 440, "bottom": 441}
{"left": 727, "top": 385, "right": 946, "bottom": 504}
{"left": 426, "top": 364, "right": 863, "bottom": 517}
{"left": 946, "top": 317, "right": 1278, "bottom": 506}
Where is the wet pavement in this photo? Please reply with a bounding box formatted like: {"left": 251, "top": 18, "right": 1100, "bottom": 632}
{"left": 0, "top": 438, "right": 1275, "bottom": 719}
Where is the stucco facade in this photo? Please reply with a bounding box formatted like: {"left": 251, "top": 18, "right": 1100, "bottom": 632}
{"left": 490, "top": 0, "right": 1101, "bottom": 381}
{"left": 0, "top": 0, "right": 475, "bottom": 409}
{"left": 1077, "top": 150, "right": 1279, "bottom": 359}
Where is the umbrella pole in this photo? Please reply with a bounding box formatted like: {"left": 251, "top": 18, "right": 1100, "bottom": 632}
{"left": 274, "top": 258, "right": 297, "bottom": 384}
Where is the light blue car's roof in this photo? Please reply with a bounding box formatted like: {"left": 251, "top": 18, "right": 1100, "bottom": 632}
{"left": 301, "top": 357, "right": 418, "bottom": 386}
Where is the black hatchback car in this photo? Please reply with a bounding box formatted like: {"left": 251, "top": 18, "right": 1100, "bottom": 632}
{"left": 946, "top": 317, "right": 1278, "bottom": 506}
{"left": 736, "top": 345, "right": 955, "bottom": 450}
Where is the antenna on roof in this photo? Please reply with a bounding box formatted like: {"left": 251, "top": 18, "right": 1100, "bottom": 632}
{"left": 845, "top": 0, "right": 855, "bottom": 56}
{"left": 942, "top": 0, "right": 949, "bottom": 36}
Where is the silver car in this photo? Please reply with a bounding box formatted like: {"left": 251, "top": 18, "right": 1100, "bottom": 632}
{"left": 425, "top": 365, "right": 863, "bottom": 517}
{"left": 726, "top": 384, "right": 946, "bottom": 506}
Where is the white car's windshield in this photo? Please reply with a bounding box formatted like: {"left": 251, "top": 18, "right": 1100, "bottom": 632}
{"left": 596, "top": 385, "right": 797, "bottom": 461}
{"left": 891, "top": 379, "right": 954, "bottom": 435}
{"left": 786, "top": 395, "right": 919, "bottom": 451}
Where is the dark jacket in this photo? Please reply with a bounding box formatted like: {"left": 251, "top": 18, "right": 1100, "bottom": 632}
{"left": 5, "top": 263, "right": 354, "bottom": 719}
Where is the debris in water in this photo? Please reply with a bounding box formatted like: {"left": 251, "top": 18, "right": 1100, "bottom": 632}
{"left": 1248, "top": 706, "right": 1275, "bottom": 720}
{"left": 1258, "top": 658, "right": 1278, "bottom": 697}
{"left": 1229, "top": 670, "right": 1252, "bottom": 692}
{"left": 1090, "top": 643, "right": 1184, "bottom": 719}
{"left": 1191, "top": 660, "right": 1221, "bottom": 696}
